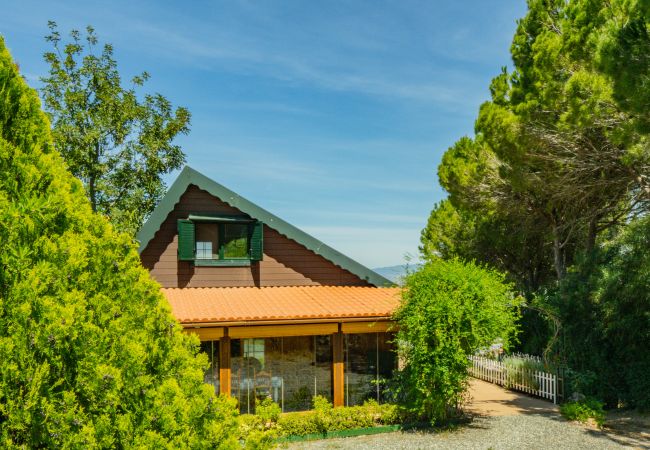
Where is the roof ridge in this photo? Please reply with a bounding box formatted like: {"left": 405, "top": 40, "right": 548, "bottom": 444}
{"left": 138, "top": 166, "right": 393, "bottom": 287}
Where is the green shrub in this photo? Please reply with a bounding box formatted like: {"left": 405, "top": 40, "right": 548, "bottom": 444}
{"left": 560, "top": 398, "right": 606, "bottom": 427}
{"left": 238, "top": 414, "right": 264, "bottom": 439}
{"left": 329, "top": 405, "right": 374, "bottom": 431}
{"left": 394, "top": 258, "right": 522, "bottom": 422}
{"left": 239, "top": 395, "right": 404, "bottom": 444}
{"left": 238, "top": 399, "right": 282, "bottom": 449}
{"left": 361, "top": 399, "right": 401, "bottom": 425}
{"left": 270, "top": 398, "right": 403, "bottom": 439}
{"left": 0, "top": 37, "right": 239, "bottom": 447}
{"left": 312, "top": 395, "right": 334, "bottom": 433}
{"left": 256, "top": 397, "right": 281, "bottom": 425}
{"left": 276, "top": 413, "right": 319, "bottom": 437}
{"left": 242, "top": 429, "right": 277, "bottom": 450}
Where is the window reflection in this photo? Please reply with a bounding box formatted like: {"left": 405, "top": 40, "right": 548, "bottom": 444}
{"left": 230, "top": 336, "right": 332, "bottom": 413}
{"left": 199, "top": 332, "right": 396, "bottom": 413}
{"left": 199, "top": 340, "right": 220, "bottom": 392}
{"left": 345, "top": 332, "right": 397, "bottom": 406}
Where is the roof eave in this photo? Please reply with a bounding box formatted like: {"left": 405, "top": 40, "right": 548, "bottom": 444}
{"left": 180, "top": 316, "right": 395, "bottom": 328}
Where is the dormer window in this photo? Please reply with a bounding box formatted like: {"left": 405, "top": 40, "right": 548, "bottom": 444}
{"left": 177, "top": 215, "right": 263, "bottom": 266}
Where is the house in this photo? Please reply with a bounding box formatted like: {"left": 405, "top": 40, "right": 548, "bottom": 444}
{"left": 137, "top": 166, "right": 401, "bottom": 413}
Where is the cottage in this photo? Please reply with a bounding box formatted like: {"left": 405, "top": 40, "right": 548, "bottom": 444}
{"left": 137, "top": 166, "right": 400, "bottom": 413}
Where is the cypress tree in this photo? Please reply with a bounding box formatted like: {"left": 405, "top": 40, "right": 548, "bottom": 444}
{"left": 0, "top": 36, "right": 238, "bottom": 448}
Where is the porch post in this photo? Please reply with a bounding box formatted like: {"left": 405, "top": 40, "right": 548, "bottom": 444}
{"left": 219, "top": 329, "right": 231, "bottom": 396}
{"left": 332, "top": 325, "right": 344, "bottom": 407}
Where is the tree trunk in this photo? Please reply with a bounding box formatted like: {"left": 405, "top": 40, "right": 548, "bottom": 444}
{"left": 552, "top": 226, "right": 566, "bottom": 280}
{"left": 586, "top": 217, "right": 597, "bottom": 253}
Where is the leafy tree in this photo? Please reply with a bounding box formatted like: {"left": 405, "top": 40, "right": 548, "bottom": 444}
{"left": 0, "top": 36, "right": 238, "bottom": 448}
{"left": 420, "top": 0, "right": 650, "bottom": 404}
{"left": 40, "top": 22, "right": 189, "bottom": 235}
{"left": 542, "top": 214, "right": 650, "bottom": 409}
{"left": 419, "top": 199, "right": 475, "bottom": 261}
{"left": 394, "top": 259, "right": 521, "bottom": 422}
{"left": 424, "top": 0, "right": 649, "bottom": 286}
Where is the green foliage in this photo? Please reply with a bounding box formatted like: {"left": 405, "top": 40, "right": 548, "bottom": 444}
{"left": 255, "top": 397, "right": 281, "bottom": 425}
{"left": 394, "top": 259, "right": 522, "bottom": 422}
{"left": 541, "top": 215, "right": 650, "bottom": 409}
{"left": 420, "top": 0, "right": 650, "bottom": 409}
{"left": 420, "top": 199, "right": 476, "bottom": 261}
{"left": 239, "top": 397, "right": 401, "bottom": 444}
{"left": 40, "top": 22, "right": 189, "bottom": 235}
{"left": 598, "top": 0, "right": 650, "bottom": 127}
{"left": 424, "top": 0, "right": 650, "bottom": 291}
{"left": 276, "top": 413, "right": 320, "bottom": 437}
{"left": 560, "top": 398, "right": 606, "bottom": 427}
{"left": 0, "top": 36, "right": 238, "bottom": 448}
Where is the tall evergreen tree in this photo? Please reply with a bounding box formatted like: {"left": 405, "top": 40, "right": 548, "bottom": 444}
{"left": 0, "top": 36, "right": 238, "bottom": 448}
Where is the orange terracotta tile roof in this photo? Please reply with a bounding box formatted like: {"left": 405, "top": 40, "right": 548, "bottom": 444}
{"left": 162, "top": 286, "right": 402, "bottom": 324}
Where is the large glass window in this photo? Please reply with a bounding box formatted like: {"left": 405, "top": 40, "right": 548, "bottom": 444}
{"left": 199, "top": 340, "right": 220, "bottom": 392}
{"left": 230, "top": 336, "right": 332, "bottom": 413}
{"left": 345, "top": 332, "right": 397, "bottom": 406}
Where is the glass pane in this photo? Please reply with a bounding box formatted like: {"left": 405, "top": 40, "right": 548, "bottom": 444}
{"left": 345, "top": 333, "right": 377, "bottom": 406}
{"left": 231, "top": 339, "right": 251, "bottom": 414}
{"left": 314, "top": 335, "right": 333, "bottom": 401}
{"left": 199, "top": 340, "right": 220, "bottom": 393}
{"left": 377, "top": 333, "right": 397, "bottom": 403}
{"left": 281, "top": 336, "right": 315, "bottom": 412}
{"left": 231, "top": 336, "right": 332, "bottom": 413}
{"left": 223, "top": 223, "right": 249, "bottom": 258}
{"left": 195, "top": 223, "right": 219, "bottom": 259}
{"left": 233, "top": 338, "right": 265, "bottom": 414}
{"left": 262, "top": 338, "right": 283, "bottom": 406}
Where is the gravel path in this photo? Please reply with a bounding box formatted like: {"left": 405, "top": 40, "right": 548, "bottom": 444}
{"left": 284, "top": 415, "right": 630, "bottom": 450}
{"left": 284, "top": 380, "right": 643, "bottom": 449}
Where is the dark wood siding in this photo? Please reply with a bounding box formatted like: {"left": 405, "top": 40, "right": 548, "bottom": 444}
{"left": 141, "top": 184, "right": 370, "bottom": 287}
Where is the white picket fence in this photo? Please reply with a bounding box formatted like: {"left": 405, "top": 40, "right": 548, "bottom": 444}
{"left": 468, "top": 355, "right": 559, "bottom": 404}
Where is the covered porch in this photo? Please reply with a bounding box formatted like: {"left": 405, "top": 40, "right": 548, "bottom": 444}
{"left": 163, "top": 286, "right": 401, "bottom": 413}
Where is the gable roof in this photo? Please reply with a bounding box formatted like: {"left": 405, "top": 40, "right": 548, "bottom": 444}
{"left": 136, "top": 166, "right": 393, "bottom": 287}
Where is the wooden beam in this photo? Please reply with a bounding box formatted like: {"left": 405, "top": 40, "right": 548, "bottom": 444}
{"left": 341, "top": 321, "right": 395, "bottom": 334}
{"left": 219, "top": 334, "right": 231, "bottom": 396}
{"left": 228, "top": 323, "right": 338, "bottom": 339}
{"left": 184, "top": 327, "right": 224, "bottom": 341}
{"left": 332, "top": 328, "right": 344, "bottom": 407}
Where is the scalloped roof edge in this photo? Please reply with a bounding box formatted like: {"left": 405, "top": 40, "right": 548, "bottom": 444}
{"left": 136, "top": 166, "right": 393, "bottom": 287}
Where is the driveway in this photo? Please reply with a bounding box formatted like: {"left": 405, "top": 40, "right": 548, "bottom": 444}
{"left": 465, "top": 378, "right": 558, "bottom": 416}
{"left": 286, "top": 379, "right": 645, "bottom": 449}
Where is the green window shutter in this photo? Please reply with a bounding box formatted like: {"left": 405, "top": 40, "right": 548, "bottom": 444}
{"left": 177, "top": 219, "right": 195, "bottom": 261}
{"left": 249, "top": 221, "right": 264, "bottom": 261}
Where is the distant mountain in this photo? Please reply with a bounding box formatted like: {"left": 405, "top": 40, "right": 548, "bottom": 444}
{"left": 373, "top": 263, "right": 422, "bottom": 285}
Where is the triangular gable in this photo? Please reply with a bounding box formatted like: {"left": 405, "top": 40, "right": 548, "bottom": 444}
{"left": 136, "top": 166, "right": 393, "bottom": 287}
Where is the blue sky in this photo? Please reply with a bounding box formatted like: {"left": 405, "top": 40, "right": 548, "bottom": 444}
{"left": 2, "top": 0, "right": 527, "bottom": 268}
